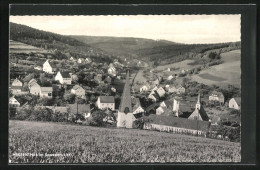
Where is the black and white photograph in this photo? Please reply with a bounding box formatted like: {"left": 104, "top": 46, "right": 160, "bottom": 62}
{"left": 8, "top": 12, "right": 243, "bottom": 163}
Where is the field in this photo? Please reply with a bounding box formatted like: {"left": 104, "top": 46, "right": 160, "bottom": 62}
{"left": 9, "top": 120, "right": 241, "bottom": 163}
{"left": 9, "top": 40, "right": 48, "bottom": 54}
{"left": 191, "top": 50, "right": 241, "bottom": 88}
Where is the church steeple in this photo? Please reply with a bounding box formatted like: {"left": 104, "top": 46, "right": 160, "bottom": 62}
{"left": 196, "top": 93, "right": 201, "bottom": 110}
{"left": 119, "top": 70, "right": 132, "bottom": 113}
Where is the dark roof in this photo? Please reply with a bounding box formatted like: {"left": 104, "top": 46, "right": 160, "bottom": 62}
{"left": 146, "top": 103, "right": 160, "bottom": 112}
{"left": 60, "top": 72, "right": 71, "bottom": 78}
{"left": 234, "top": 97, "right": 241, "bottom": 106}
{"left": 68, "top": 104, "right": 90, "bottom": 114}
{"left": 145, "top": 114, "right": 211, "bottom": 132}
{"left": 48, "top": 61, "right": 57, "bottom": 68}
{"left": 99, "top": 96, "right": 115, "bottom": 103}
{"left": 52, "top": 84, "right": 61, "bottom": 91}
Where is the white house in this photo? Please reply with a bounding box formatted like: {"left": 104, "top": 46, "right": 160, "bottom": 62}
{"left": 156, "top": 87, "right": 165, "bottom": 97}
{"left": 133, "top": 105, "right": 144, "bottom": 115}
{"left": 29, "top": 83, "right": 41, "bottom": 95}
{"left": 55, "top": 71, "right": 72, "bottom": 84}
{"left": 209, "top": 91, "right": 225, "bottom": 104}
{"left": 71, "top": 85, "right": 86, "bottom": 98}
{"left": 229, "top": 97, "right": 241, "bottom": 110}
{"left": 43, "top": 60, "right": 56, "bottom": 74}
{"left": 9, "top": 97, "right": 20, "bottom": 108}
{"left": 78, "top": 58, "right": 83, "bottom": 64}
{"left": 85, "top": 58, "right": 92, "bottom": 63}
{"left": 167, "top": 75, "right": 174, "bottom": 80}
{"left": 140, "top": 85, "right": 149, "bottom": 92}
{"left": 168, "top": 86, "right": 177, "bottom": 93}
{"left": 40, "top": 87, "right": 53, "bottom": 98}
{"left": 11, "top": 78, "right": 23, "bottom": 94}
{"left": 11, "top": 78, "right": 23, "bottom": 87}
{"left": 96, "top": 96, "right": 115, "bottom": 110}
{"left": 108, "top": 63, "right": 116, "bottom": 77}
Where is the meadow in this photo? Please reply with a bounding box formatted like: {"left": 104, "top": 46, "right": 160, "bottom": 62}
{"left": 9, "top": 120, "right": 241, "bottom": 163}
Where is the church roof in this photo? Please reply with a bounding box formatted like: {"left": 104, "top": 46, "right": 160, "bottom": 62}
{"left": 191, "top": 106, "right": 209, "bottom": 121}
{"left": 119, "top": 70, "right": 132, "bottom": 112}
{"left": 99, "top": 96, "right": 115, "bottom": 103}
{"left": 146, "top": 114, "right": 211, "bottom": 132}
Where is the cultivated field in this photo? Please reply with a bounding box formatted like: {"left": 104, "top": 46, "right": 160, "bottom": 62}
{"left": 9, "top": 120, "right": 241, "bottom": 163}
{"left": 9, "top": 40, "right": 48, "bottom": 54}
{"left": 191, "top": 50, "right": 241, "bottom": 88}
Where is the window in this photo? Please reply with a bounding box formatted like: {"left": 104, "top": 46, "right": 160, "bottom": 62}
{"left": 48, "top": 93, "right": 52, "bottom": 96}
{"left": 124, "top": 107, "right": 130, "bottom": 114}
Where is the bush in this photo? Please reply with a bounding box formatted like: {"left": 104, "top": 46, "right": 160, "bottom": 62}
{"left": 89, "top": 110, "right": 106, "bottom": 127}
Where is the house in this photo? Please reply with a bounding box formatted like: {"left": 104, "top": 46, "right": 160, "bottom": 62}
{"left": 71, "top": 85, "right": 86, "bottom": 98}
{"left": 117, "top": 70, "right": 136, "bottom": 128}
{"left": 43, "top": 60, "right": 57, "bottom": 74}
{"left": 70, "top": 57, "right": 75, "bottom": 61}
{"left": 167, "top": 75, "right": 174, "bottom": 80}
{"left": 156, "top": 87, "right": 165, "bottom": 97}
{"left": 148, "top": 91, "right": 160, "bottom": 102}
{"left": 146, "top": 103, "right": 160, "bottom": 115}
{"left": 132, "top": 98, "right": 144, "bottom": 119}
{"left": 140, "top": 85, "right": 149, "bottom": 92}
{"left": 11, "top": 78, "right": 23, "bottom": 87}
{"left": 85, "top": 58, "right": 92, "bottom": 63}
{"left": 9, "top": 97, "right": 20, "bottom": 108}
{"left": 229, "top": 97, "right": 241, "bottom": 110}
{"left": 11, "top": 78, "right": 23, "bottom": 95}
{"left": 209, "top": 91, "right": 225, "bottom": 104}
{"left": 96, "top": 96, "right": 115, "bottom": 110}
{"left": 28, "top": 79, "right": 38, "bottom": 89}
{"left": 77, "top": 58, "right": 83, "bottom": 64}
{"left": 94, "top": 74, "right": 103, "bottom": 83}
{"left": 111, "top": 87, "right": 116, "bottom": 92}
{"left": 29, "top": 83, "right": 41, "bottom": 95}
{"left": 177, "top": 86, "right": 185, "bottom": 94}
{"left": 168, "top": 86, "right": 177, "bottom": 93}
{"left": 104, "top": 76, "right": 112, "bottom": 84}
{"left": 40, "top": 87, "right": 53, "bottom": 98}
{"left": 188, "top": 94, "right": 209, "bottom": 121}
{"left": 108, "top": 63, "right": 117, "bottom": 77}
{"left": 34, "top": 66, "right": 42, "bottom": 71}
{"left": 143, "top": 114, "right": 211, "bottom": 137}
{"left": 55, "top": 71, "right": 72, "bottom": 84}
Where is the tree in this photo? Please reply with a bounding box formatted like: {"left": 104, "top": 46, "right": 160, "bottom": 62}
{"left": 38, "top": 97, "right": 54, "bottom": 106}
{"left": 89, "top": 110, "right": 107, "bottom": 127}
{"left": 64, "top": 93, "right": 76, "bottom": 104}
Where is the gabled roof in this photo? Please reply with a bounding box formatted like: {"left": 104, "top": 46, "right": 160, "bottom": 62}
{"left": 40, "top": 87, "right": 53, "bottom": 92}
{"left": 145, "top": 114, "right": 210, "bottom": 132}
{"left": 60, "top": 71, "right": 71, "bottom": 78}
{"left": 234, "top": 97, "right": 241, "bottom": 106}
{"left": 99, "top": 96, "right": 115, "bottom": 103}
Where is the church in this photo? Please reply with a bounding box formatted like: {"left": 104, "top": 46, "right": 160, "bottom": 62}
{"left": 117, "top": 70, "right": 136, "bottom": 128}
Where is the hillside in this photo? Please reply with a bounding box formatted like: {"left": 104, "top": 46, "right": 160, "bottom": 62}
{"left": 9, "top": 120, "right": 241, "bottom": 163}
{"left": 9, "top": 40, "right": 49, "bottom": 54}
{"left": 191, "top": 50, "right": 241, "bottom": 88}
{"left": 9, "top": 22, "right": 114, "bottom": 60}
{"left": 71, "top": 35, "right": 240, "bottom": 65}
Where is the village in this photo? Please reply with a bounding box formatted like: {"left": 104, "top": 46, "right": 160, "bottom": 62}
{"left": 9, "top": 46, "right": 241, "bottom": 142}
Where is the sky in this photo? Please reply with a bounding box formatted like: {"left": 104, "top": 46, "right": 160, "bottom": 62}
{"left": 10, "top": 15, "right": 241, "bottom": 44}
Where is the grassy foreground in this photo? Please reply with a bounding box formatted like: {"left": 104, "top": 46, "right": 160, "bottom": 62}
{"left": 9, "top": 120, "right": 241, "bottom": 163}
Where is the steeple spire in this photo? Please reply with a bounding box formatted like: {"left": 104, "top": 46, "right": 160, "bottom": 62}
{"left": 197, "top": 93, "right": 201, "bottom": 104}
{"left": 119, "top": 70, "right": 132, "bottom": 113}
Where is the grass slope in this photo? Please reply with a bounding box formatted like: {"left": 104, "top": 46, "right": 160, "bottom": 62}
{"left": 9, "top": 40, "right": 48, "bottom": 54}
{"left": 9, "top": 120, "right": 240, "bottom": 163}
{"left": 191, "top": 50, "right": 241, "bottom": 88}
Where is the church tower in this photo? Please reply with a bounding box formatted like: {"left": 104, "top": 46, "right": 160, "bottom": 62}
{"left": 195, "top": 93, "right": 201, "bottom": 110}
{"left": 117, "top": 70, "right": 135, "bottom": 128}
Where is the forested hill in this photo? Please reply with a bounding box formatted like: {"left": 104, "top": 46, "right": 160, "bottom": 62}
{"left": 71, "top": 35, "right": 241, "bottom": 65}
{"left": 9, "top": 22, "right": 113, "bottom": 60}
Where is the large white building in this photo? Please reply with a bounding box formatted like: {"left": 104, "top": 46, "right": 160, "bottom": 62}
{"left": 43, "top": 60, "right": 56, "bottom": 74}
{"left": 96, "top": 96, "right": 115, "bottom": 110}
{"left": 55, "top": 71, "right": 72, "bottom": 84}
